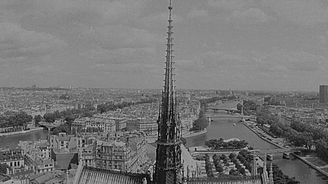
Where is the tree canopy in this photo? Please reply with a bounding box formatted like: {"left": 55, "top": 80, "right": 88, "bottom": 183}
{"left": 205, "top": 138, "right": 248, "bottom": 150}
{"left": 0, "top": 111, "right": 32, "bottom": 128}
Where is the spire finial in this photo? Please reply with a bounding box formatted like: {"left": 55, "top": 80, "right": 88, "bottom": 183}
{"left": 168, "top": 0, "right": 173, "bottom": 22}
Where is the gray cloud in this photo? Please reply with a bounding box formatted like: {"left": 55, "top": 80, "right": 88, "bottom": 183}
{"left": 256, "top": 51, "right": 326, "bottom": 73}
{"left": 0, "top": 23, "right": 66, "bottom": 61}
{"left": 264, "top": 0, "right": 328, "bottom": 25}
{"left": 207, "top": 0, "right": 255, "bottom": 11}
{"left": 0, "top": 0, "right": 326, "bottom": 90}
{"left": 229, "top": 8, "right": 270, "bottom": 24}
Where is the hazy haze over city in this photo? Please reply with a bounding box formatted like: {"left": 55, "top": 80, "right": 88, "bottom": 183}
{"left": 0, "top": 0, "right": 328, "bottom": 91}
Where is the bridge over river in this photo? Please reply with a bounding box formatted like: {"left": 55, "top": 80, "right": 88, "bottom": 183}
{"left": 39, "top": 121, "right": 65, "bottom": 131}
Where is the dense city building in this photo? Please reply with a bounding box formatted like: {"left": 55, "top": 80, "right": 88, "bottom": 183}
{"left": 79, "top": 131, "right": 148, "bottom": 173}
{"left": 49, "top": 132, "right": 84, "bottom": 152}
{"left": 0, "top": 149, "right": 25, "bottom": 175}
{"left": 19, "top": 140, "right": 55, "bottom": 174}
{"left": 319, "top": 85, "right": 328, "bottom": 103}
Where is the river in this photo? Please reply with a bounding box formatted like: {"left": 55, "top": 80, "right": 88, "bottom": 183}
{"left": 186, "top": 111, "right": 328, "bottom": 184}
{"left": 0, "top": 129, "right": 48, "bottom": 149}
{"left": 1, "top": 112, "right": 327, "bottom": 183}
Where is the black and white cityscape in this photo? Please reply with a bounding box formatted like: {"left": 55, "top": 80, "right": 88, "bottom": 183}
{"left": 1, "top": 0, "right": 328, "bottom": 184}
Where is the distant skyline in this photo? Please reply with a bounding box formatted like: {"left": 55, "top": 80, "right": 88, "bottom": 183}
{"left": 1, "top": 0, "right": 328, "bottom": 91}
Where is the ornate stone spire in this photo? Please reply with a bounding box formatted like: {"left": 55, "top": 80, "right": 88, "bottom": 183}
{"left": 154, "top": 0, "right": 182, "bottom": 183}
{"left": 269, "top": 163, "right": 274, "bottom": 184}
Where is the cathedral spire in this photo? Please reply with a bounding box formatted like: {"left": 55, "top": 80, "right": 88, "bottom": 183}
{"left": 269, "top": 163, "right": 274, "bottom": 184}
{"left": 154, "top": 0, "right": 182, "bottom": 183}
{"left": 163, "top": 0, "right": 176, "bottom": 121}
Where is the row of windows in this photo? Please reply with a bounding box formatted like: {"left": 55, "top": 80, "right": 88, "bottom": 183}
{"left": 7, "top": 160, "right": 22, "bottom": 167}
{"left": 44, "top": 164, "right": 53, "bottom": 167}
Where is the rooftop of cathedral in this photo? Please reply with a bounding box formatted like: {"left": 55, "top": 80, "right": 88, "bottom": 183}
{"left": 184, "top": 176, "right": 263, "bottom": 184}
{"left": 73, "top": 166, "right": 149, "bottom": 184}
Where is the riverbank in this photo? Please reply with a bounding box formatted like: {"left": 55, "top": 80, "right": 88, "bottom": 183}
{"left": 145, "top": 128, "right": 208, "bottom": 143}
{"left": 293, "top": 154, "right": 328, "bottom": 178}
{"left": 242, "top": 120, "right": 328, "bottom": 179}
{"left": 186, "top": 105, "right": 328, "bottom": 183}
{"left": 0, "top": 127, "right": 44, "bottom": 137}
{"left": 182, "top": 128, "right": 207, "bottom": 138}
{"left": 242, "top": 121, "right": 283, "bottom": 149}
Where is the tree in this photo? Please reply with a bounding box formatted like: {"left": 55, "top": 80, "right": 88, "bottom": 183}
{"left": 0, "top": 163, "right": 9, "bottom": 174}
{"left": 190, "top": 106, "right": 208, "bottom": 131}
{"left": 229, "top": 169, "right": 239, "bottom": 176}
{"left": 52, "top": 124, "right": 71, "bottom": 135}
{"left": 237, "top": 103, "right": 242, "bottom": 112}
{"left": 229, "top": 153, "right": 236, "bottom": 160}
{"left": 239, "top": 168, "right": 246, "bottom": 175}
{"left": 216, "top": 165, "right": 223, "bottom": 173}
{"left": 205, "top": 138, "right": 248, "bottom": 150}
{"left": 34, "top": 115, "right": 42, "bottom": 126}
{"left": 64, "top": 114, "right": 75, "bottom": 123}
{"left": 204, "top": 154, "right": 214, "bottom": 177}
{"left": 43, "top": 113, "right": 56, "bottom": 123}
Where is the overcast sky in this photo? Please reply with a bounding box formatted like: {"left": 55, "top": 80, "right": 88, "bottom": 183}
{"left": 1, "top": 0, "right": 328, "bottom": 91}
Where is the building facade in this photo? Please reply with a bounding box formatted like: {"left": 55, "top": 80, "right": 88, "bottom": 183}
{"left": 49, "top": 132, "right": 85, "bottom": 152}
{"left": 0, "top": 149, "right": 25, "bottom": 174}
{"left": 79, "top": 131, "right": 148, "bottom": 173}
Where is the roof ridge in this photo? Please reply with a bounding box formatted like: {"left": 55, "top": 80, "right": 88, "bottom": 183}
{"left": 83, "top": 166, "right": 148, "bottom": 178}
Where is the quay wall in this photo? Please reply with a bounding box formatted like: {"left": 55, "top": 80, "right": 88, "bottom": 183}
{"left": 0, "top": 127, "right": 43, "bottom": 137}
{"left": 243, "top": 121, "right": 328, "bottom": 178}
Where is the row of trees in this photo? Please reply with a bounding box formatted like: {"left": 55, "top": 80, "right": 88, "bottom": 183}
{"left": 0, "top": 111, "right": 33, "bottom": 129}
{"left": 256, "top": 107, "right": 278, "bottom": 126}
{"left": 211, "top": 152, "right": 251, "bottom": 177}
{"left": 51, "top": 123, "right": 72, "bottom": 135}
{"left": 237, "top": 150, "right": 252, "bottom": 172}
{"left": 212, "top": 154, "right": 224, "bottom": 173}
{"left": 205, "top": 154, "right": 214, "bottom": 177}
{"left": 257, "top": 107, "right": 328, "bottom": 162}
{"left": 43, "top": 104, "right": 95, "bottom": 123}
{"left": 45, "top": 98, "right": 156, "bottom": 135}
{"left": 190, "top": 104, "right": 208, "bottom": 131}
{"left": 43, "top": 98, "right": 156, "bottom": 124}
{"left": 229, "top": 153, "right": 246, "bottom": 175}
{"left": 269, "top": 164, "right": 300, "bottom": 184}
{"left": 269, "top": 122, "right": 313, "bottom": 150}
{"left": 205, "top": 138, "right": 248, "bottom": 150}
{"left": 96, "top": 98, "right": 156, "bottom": 114}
